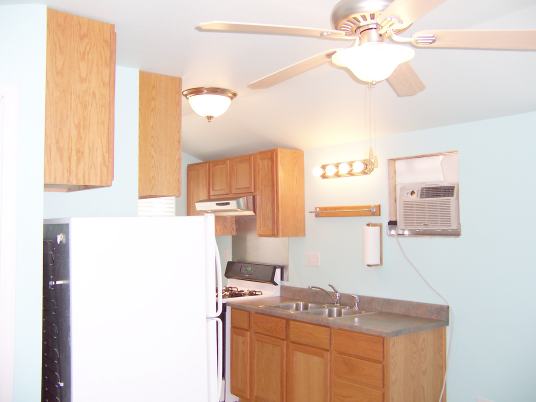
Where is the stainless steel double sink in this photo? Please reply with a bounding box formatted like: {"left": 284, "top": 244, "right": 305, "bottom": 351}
{"left": 264, "top": 300, "right": 371, "bottom": 318}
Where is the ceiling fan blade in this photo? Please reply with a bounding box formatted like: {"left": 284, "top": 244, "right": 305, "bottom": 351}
{"left": 387, "top": 62, "right": 425, "bottom": 97}
{"left": 413, "top": 29, "right": 536, "bottom": 50}
{"left": 381, "top": 0, "right": 446, "bottom": 28}
{"left": 197, "top": 21, "right": 352, "bottom": 40}
{"left": 248, "top": 49, "right": 338, "bottom": 89}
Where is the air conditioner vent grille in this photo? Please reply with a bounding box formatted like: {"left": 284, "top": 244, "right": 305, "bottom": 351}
{"left": 420, "top": 185, "right": 455, "bottom": 199}
{"left": 402, "top": 199, "right": 453, "bottom": 228}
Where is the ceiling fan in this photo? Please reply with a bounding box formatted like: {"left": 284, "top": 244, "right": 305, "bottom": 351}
{"left": 197, "top": 0, "right": 536, "bottom": 97}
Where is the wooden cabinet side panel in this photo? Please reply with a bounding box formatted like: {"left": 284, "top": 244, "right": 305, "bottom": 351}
{"left": 276, "top": 149, "right": 305, "bottom": 237}
{"left": 287, "top": 342, "right": 329, "bottom": 402}
{"left": 139, "top": 71, "right": 181, "bottom": 198}
{"left": 186, "top": 163, "right": 209, "bottom": 216}
{"left": 230, "top": 155, "right": 254, "bottom": 194}
{"left": 209, "top": 159, "right": 230, "bottom": 197}
{"left": 252, "top": 333, "right": 286, "bottom": 402}
{"left": 385, "top": 327, "right": 446, "bottom": 402}
{"left": 254, "top": 151, "right": 277, "bottom": 236}
{"left": 45, "top": 9, "right": 115, "bottom": 188}
{"left": 231, "top": 328, "right": 251, "bottom": 399}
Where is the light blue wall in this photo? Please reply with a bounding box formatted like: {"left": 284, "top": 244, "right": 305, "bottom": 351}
{"left": 289, "top": 111, "right": 536, "bottom": 401}
{"left": 0, "top": 4, "right": 47, "bottom": 402}
{"left": 44, "top": 66, "right": 140, "bottom": 218}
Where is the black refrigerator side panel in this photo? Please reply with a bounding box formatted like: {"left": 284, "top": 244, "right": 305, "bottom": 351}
{"left": 43, "top": 224, "right": 71, "bottom": 402}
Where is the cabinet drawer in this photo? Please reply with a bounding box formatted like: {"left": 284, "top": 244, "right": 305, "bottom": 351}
{"left": 332, "top": 378, "right": 383, "bottom": 402}
{"left": 332, "top": 329, "right": 384, "bottom": 362}
{"left": 333, "top": 353, "right": 383, "bottom": 389}
{"left": 252, "top": 313, "right": 286, "bottom": 339}
{"left": 231, "top": 308, "right": 250, "bottom": 330}
{"left": 289, "top": 320, "right": 330, "bottom": 350}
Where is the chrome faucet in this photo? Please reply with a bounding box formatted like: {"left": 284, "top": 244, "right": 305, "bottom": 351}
{"left": 352, "top": 294, "right": 360, "bottom": 311}
{"left": 309, "top": 284, "right": 341, "bottom": 306}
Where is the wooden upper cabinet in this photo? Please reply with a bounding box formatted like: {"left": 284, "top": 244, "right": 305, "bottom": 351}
{"left": 138, "top": 71, "right": 181, "bottom": 198}
{"left": 209, "top": 160, "right": 230, "bottom": 198}
{"left": 187, "top": 162, "right": 236, "bottom": 236}
{"left": 44, "top": 9, "right": 116, "bottom": 191}
{"left": 187, "top": 147, "right": 303, "bottom": 237}
{"left": 230, "top": 155, "right": 254, "bottom": 194}
{"left": 255, "top": 149, "right": 305, "bottom": 237}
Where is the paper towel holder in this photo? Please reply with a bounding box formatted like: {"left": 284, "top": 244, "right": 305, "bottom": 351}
{"left": 364, "top": 223, "right": 383, "bottom": 267}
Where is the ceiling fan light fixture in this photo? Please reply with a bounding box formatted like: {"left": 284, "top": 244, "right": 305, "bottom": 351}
{"left": 182, "top": 87, "right": 237, "bottom": 122}
{"left": 331, "top": 42, "right": 415, "bottom": 83}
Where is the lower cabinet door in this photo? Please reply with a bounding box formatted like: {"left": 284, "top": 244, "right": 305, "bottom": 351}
{"left": 287, "top": 342, "right": 329, "bottom": 402}
{"left": 231, "top": 327, "right": 250, "bottom": 399}
{"left": 252, "top": 333, "right": 286, "bottom": 402}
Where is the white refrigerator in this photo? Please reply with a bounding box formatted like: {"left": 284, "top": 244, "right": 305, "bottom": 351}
{"left": 43, "top": 216, "right": 223, "bottom": 402}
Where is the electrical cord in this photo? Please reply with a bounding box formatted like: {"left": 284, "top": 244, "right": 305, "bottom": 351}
{"left": 394, "top": 234, "right": 453, "bottom": 402}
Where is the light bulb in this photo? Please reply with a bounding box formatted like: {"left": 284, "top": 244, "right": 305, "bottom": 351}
{"left": 325, "top": 164, "right": 337, "bottom": 177}
{"left": 332, "top": 42, "right": 415, "bottom": 83}
{"left": 338, "top": 162, "right": 351, "bottom": 175}
{"left": 312, "top": 166, "right": 324, "bottom": 177}
{"left": 352, "top": 160, "right": 366, "bottom": 173}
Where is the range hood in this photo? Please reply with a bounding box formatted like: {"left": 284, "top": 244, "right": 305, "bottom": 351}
{"left": 195, "top": 196, "right": 255, "bottom": 216}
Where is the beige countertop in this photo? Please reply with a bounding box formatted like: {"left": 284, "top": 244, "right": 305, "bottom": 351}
{"left": 226, "top": 296, "right": 448, "bottom": 337}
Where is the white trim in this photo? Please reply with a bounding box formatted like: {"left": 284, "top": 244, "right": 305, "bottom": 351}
{"left": 0, "top": 87, "right": 18, "bottom": 402}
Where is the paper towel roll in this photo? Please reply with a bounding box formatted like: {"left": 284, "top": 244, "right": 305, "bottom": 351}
{"left": 363, "top": 225, "right": 382, "bottom": 266}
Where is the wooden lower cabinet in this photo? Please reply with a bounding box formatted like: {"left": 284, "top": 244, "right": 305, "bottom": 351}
{"left": 230, "top": 308, "right": 446, "bottom": 402}
{"left": 287, "top": 342, "right": 329, "bottom": 402}
{"left": 251, "top": 333, "right": 286, "bottom": 402}
{"left": 231, "top": 327, "right": 251, "bottom": 399}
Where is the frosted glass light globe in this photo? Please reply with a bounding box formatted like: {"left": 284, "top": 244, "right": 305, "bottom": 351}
{"left": 352, "top": 160, "right": 366, "bottom": 173}
{"left": 312, "top": 166, "right": 324, "bottom": 177}
{"left": 325, "top": 164, "right": 337, "bottom": 177}
{"left": 338, "top": 162, "right": 351, "bottom": 175}
{"left": 188, "top": 94, "right": 232, "bottom": 119}
{"left": 332, "top": 42, "right": 415, "bottom": 83}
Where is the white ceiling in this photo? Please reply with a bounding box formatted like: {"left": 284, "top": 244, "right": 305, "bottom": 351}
{"left": 8, "top": 0, "right": 536, "bottom": 159}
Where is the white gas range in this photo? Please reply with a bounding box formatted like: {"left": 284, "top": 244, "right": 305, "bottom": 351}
{"left": 219, "top": 261, "right": 282, "bottom": 402}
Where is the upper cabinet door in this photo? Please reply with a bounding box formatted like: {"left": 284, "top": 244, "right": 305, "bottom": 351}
{"left": 209, "top": 160, "right": 230, "bottom": 198}
{"left": 230, "top": 155, "right": 254, "bottom": 194}
{"left": 139, "top": 71, "right": 182, "bottom": 198}
{"left": 44, "top": 9, "right": 116, "bottom": 191}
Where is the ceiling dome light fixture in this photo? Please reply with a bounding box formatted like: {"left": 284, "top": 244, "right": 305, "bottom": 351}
{"left": 182, "top": 87, "right": 237, "bottom": 122}
{"left": 331, "top": 42, "right": 415, "bottom": 83}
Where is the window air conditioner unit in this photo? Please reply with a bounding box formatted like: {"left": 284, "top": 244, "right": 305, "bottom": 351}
{"left": 397, "top": 182, "right": 460, "bottom": 236}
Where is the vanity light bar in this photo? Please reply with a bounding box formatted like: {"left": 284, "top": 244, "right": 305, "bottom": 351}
{"left": 313, "top": 158, "right": 375, "bottom": 179}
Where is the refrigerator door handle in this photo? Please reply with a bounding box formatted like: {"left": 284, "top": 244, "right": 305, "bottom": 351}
{"left": 214, "top": 238, "right": 223, "bottom": 318}
{"left": 210, "top": 317, "right": 223, "bottom": 402}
